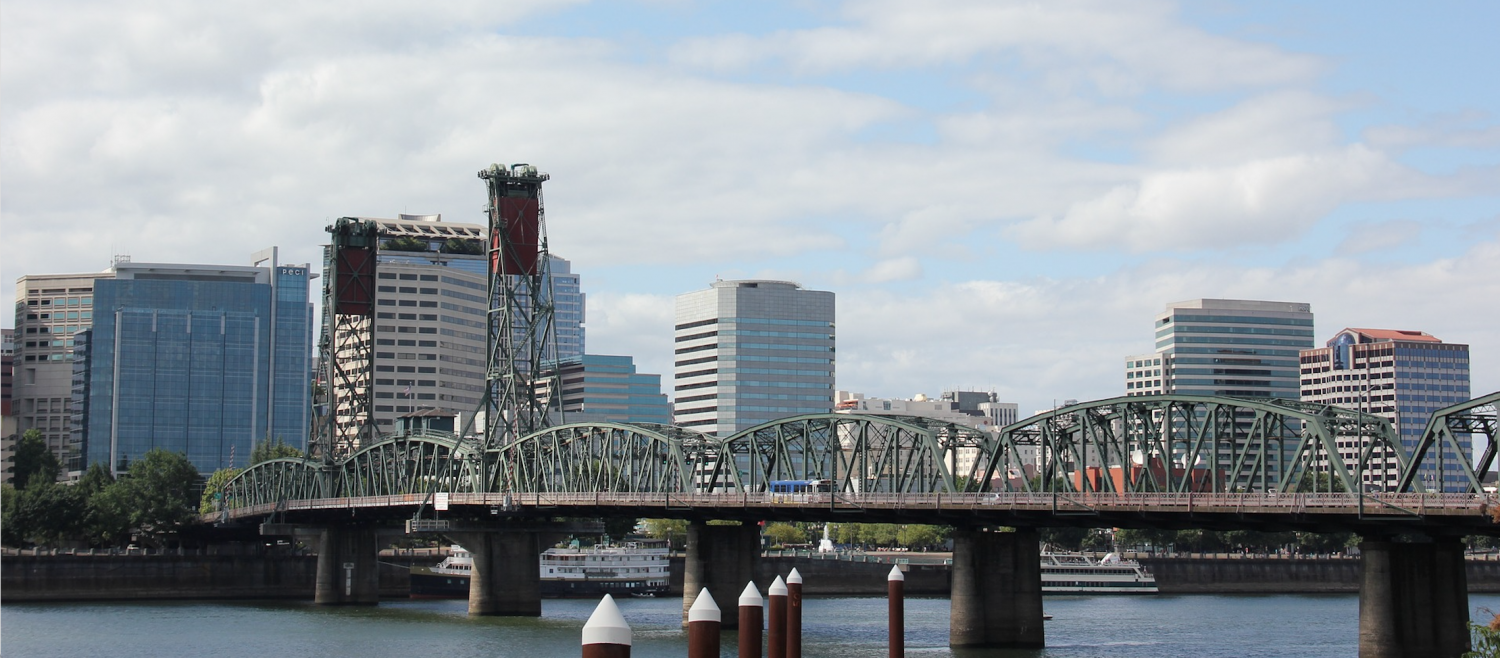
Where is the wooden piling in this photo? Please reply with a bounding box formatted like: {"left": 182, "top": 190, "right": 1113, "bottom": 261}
{"left": 739, "top": 582, "right": 764, "bottom": 658}
{"left": 888, "top": 565, "right": 904, "bottom": 658}
{"left": 786, "top": 568, "right": 803, "bottom": 658}
{"left": 768, "top": 575, "right": 787, "bottom": 658}
{"left": 582, "top": 594, "right": 631, "bottom": 658}
{"left": 688, "top": 587, "right": 721, "bottom": 658}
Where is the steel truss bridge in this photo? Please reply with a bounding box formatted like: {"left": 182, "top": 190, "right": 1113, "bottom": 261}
{"left": 221, "top": 392, "right": 1500, "bottom": 535}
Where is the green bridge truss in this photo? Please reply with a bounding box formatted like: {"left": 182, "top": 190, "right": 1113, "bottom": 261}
{"left": 221, "top": 393, "right": 1499, "bottom": 511}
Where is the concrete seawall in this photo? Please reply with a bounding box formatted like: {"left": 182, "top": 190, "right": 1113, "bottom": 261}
{"left": 1, "top": 553, "right": 410, "bottom": 602}
{"left": 8, "top": 552, "right": 1500, "bottom": 602}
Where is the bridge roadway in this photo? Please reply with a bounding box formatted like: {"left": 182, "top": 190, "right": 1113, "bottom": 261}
{"left": 225, "top": 490, "right": 1496, "bottom": 534}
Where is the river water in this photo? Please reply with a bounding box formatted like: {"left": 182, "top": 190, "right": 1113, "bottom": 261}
{"left": 6, "top": 594, "right": 1500, "bottom": 657}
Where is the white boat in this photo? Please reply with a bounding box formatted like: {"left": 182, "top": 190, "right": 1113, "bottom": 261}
{"left": 1040, "top": 551, "right": 1158, "bottom": 594}
{"left": 411, "top": 539, "right": 670, "bottom": 599}
{"left": 540, "top": 539, "right": 671, "bottom": 598}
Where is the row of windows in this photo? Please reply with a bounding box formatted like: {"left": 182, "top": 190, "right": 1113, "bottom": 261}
{"left": 1162, "top": 315, "right": 1313, "bottom": 327}
{"left": 377, "top": 272, "right": 440, "bottom": 281}
{"left": 1159, "top": 325, "right": 1314, "bottom": 339}
{"left": 25, "top": 296, "right": 93, "bottom": 306}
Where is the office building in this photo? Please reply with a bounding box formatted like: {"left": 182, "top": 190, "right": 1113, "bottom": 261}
{"left": 1124, "top": 299, "right": 1314, "bottom": 490}
{"left": 352, "top": 214, "right": 584, "bottom": 434}
{"left": 1, "top": 327, "right": 14, "bottom": 483}
{"left": 12, "top": 270, "right": 113, "bottom": 471}
{"left": 1124, "top": 353, "right": 1163, "bottom": 396}
{"left": 1300, "top": 328, "right": 1472, "bottom": 491}
{"left": 82, "top": 257, "right": 313, "bottom": 475}
{"left": 538, "top": 354, "right": 670, "bottom": 425}
{"left": 836, "top": 390, "right": 1019, "bottom": 481}
{"left": 674, "top": 280, "right": 835, "bottom": 436}
{"left": 1133, "top": 299, "right": 1313, "bottom": 400}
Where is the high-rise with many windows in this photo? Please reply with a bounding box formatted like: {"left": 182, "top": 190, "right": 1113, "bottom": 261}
{"left": 353, "top": 214, "right": 585, "bottom": 434}
{"left": 673, "top": 280, "right": 835, "bottom": 436}
{"left": 1145, "top": 299, "right": 1314, "bottom": 400}
{"left": 13, "top": 269, "right": 114, "bottom": 472}
{"left": 538, "top": 354, "right": 670, "bottom": 425}
{"left": 1300, "top": 328, "right": 1471, "bottom": 491}
{"left": 82, "top": 258, "right": 313, "bottom": 475}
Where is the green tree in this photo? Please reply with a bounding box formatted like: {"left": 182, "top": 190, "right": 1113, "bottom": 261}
{"left": 6, "top": 480, "right": 88, "bottom": 546}
{"left": 112, "top": 449, "right": 201, "bottom": 546}
{"left": 641, "top": 518, "right": 688, "bottom": 549}
{"left": 0, "top": 483, "right": 15, "bottom": 544}
{"left": 1115, "top": 528, "right": 1180, "bottom": 551}
{"left": 250, "top": 438, "right": 303, "bottom": 465}
{"left": 199, "top": 467, "right": 241, "bottom": 515}
{"left": 11, "top": 429, "right": 60, "bottom": 489}
{"left": 1467, "top": 610, "right": 1500, "bottom": 658}
{"left": 440, "top": 238, "right": 484, "bottom": 255}
{"left": 896, "top": 524, "right": 949, "bottom": 550}
{"left": 382, "top": 236, "right": 431, "bottom": 252}
{"left": 763, "top": 522, "right": 809, "bottom": 547}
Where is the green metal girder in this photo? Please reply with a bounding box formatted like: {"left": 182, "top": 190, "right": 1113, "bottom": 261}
{"left": 1399, "top": 391, "right": 1500, "bottom": 493}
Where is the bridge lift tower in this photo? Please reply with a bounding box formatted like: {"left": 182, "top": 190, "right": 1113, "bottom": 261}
{"left": 479, "top": 163, "right": 562, "bottom": 450}
{"left": 315, "top": 217, "right": 382, "bottom": 458}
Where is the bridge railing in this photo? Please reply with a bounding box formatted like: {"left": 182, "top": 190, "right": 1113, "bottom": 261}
{"left": 219, "top": 490, "right": 1492, "bottom": 520}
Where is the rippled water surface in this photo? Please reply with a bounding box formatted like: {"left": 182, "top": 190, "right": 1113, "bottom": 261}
{"left": 7, "top": 594, "right": 1500, "bottom": 657}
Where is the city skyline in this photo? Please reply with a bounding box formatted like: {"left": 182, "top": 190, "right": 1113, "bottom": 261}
{"left": 3, "top": 1, "right": 1498, "bottom": 419}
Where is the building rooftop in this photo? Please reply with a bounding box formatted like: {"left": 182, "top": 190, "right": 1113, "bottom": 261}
{"left": 1164, "top": 298, "right": 1311, "bottom": 313}
{"left": 710, "top": 279, "right": 801, "bottom": 290}
{"left": 1342, "top": 328, "right": 1444, "bottom": 343}
{"left": 362, "top": 215, "right": 484, "bottom": 239}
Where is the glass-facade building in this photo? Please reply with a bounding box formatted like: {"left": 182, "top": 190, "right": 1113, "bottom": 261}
{"left": 1150, "top": 299, "right": 1314, "bottom": 400}
{"left": 84, "top": 260, "right": 312, "bottom": 475}
{"left": 540, "top": 354, "right": 670, "bottom": 425}
{"left": 1300, "top": 329, "right": 1472, "bottom": 491}
{"left": 673, "top": 280, "right": 835, "bottom": 435}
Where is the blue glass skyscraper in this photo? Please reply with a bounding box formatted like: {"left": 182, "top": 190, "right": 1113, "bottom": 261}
{"left": 83, "top": 257, "right": 312, "bottom": 475}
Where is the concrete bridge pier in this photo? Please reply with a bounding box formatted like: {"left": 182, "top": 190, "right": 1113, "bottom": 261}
{"left": 1358, "top": 537, "right": 1469, "bottom": 658}
{"left": 682, "top": 521, "right": 759, "bottom": 628}
{"left": 314, "top": 526, "right": 380, "bottom": 605}
{"left": 949, "top": 527, "right": 1044, "bottom": 649}
{"left": 451, "top": 531, "right": 542, "bottom": 616}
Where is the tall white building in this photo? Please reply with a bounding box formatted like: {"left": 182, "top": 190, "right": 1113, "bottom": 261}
{"left": 350, "top": 214, "right": 585, "bottom": 434}
{"left": 673, "top": 280, "right": 835, "bottom": 436}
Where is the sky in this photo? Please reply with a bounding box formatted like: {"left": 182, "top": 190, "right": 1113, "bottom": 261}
{"left": 3, "top": 0, "right": 1498, "bottom": 417}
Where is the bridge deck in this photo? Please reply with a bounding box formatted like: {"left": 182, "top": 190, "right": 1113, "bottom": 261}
{"left": 219, "top": 491, "right": 1498, "bottom": 534}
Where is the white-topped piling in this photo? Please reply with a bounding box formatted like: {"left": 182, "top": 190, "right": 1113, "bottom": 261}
{"left": 688, "top": 587, "right": 722, "bottom": 658}
{"left": 582, "top": 594, "right": 631, "bottom": 658}
{"left": 768, "top": 576, "right": 788, "bottom": 658}
{"left": 786, "top": 569, "right": 804, "bottom": 658}
{"left": 739, "top": 582, "right": 764, "bottom": 658}
{"left": 888, "top": 565, "right": 905, "bottom": 658}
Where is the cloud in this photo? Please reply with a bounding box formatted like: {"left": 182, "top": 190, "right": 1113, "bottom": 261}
{"left": 1006, "top": 145, "right": 1426, "bottom": 252}
{"left": 834, "top": 233, "right": 1500, "bottom": 414}
{"left": 1336, "top": 219, "right": 1425, "bottom": 254}
{"left": 1144, "top": 91, "right": 1350, "bottom": 166}
{"left": 861, "top": 257, "right": 923, "bottom": 283}
{"left": 669, "top": 0, "right": 1325, "bottom": 92}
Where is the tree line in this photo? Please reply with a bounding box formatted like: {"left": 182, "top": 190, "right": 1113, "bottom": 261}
{"left": 1, "top": 431, "right": 301, "bottom": 548}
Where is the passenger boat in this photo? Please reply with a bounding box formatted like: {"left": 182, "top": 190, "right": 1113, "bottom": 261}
{"left": 409, "top": 539, "right": 671, "bottom": 599}
{"left": 1040, "top": 552, "right": 1158, "bottom": 594}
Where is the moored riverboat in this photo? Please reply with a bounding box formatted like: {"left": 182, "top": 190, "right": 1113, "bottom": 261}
{"left": 409, "top": 539, "right": 671, "bottom": 599}
{"left": 1040, "top": 551, "right": 1158, "bottom": 594}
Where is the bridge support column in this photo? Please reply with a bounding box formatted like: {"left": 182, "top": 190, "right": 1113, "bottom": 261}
{"left": 314, "top": 526, "right": 380, "bottom": 605}
{"left": 683, "top": 521, "right": 759, "bottom": 628}
{"left": 950, "top": 527, "right": 1044, "bottom": 649}
{"left": 454, "top": 531, "right": 542, "bottom": 616}
{"left": 1358, "top": 538, "right": 1469, "bottom": 658}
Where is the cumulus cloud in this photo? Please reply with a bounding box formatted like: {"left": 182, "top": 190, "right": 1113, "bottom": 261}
{"left": 669, "top": 0, "right": 1325, "bottom": 92}
{"left": 1006, "top": 145, "right": 1428, "bottom": 252}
